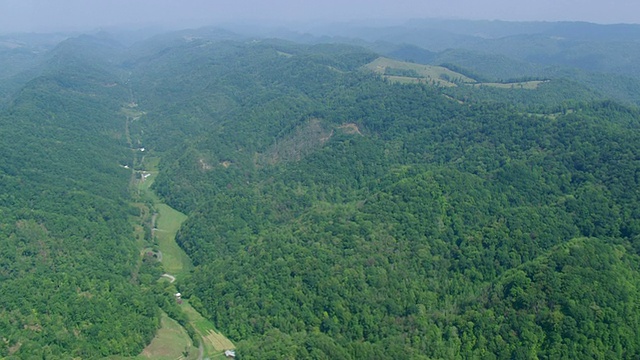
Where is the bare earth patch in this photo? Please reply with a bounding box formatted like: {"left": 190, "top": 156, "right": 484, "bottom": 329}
{"left": 8, "top": 342, "right": 22, "bottom": 355}
{"left": 338, "top": 123, "right": 363, "bottom": 135}
{"left": 199, "top": 158, "right": 213, "bottom": 171}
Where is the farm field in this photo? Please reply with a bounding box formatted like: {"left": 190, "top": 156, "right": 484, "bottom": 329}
{"left": 130, "top": 153, "right": 233, "bottom": 359}
{"left": 154, "top": 203, "right": 192, "bottom": 278}
{"left": 365, "top": 57, "right": 546, "bottom": 89}
{"left": 136, "top": 155, "right": 192, "bottom": 278}
{"left": 136, "top": 156, "right": 160, "bottom": 195}
{"left": 364, "top": 57, "right": 475, "bottom": 86}
{"left": 106, "top": 314, "right": 196, "bottom": 360}
{"left": 139, "top": 313, "right": 198, "bottom": 360}
{"left": 182, "top": 300, "right": 235, "bottom": 358}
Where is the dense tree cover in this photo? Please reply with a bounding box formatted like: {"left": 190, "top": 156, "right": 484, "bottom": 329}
{"left": 4, "top": 26, "right": 640, "bottom": 359}
{"left": 378, "top": 33, "right": 640, "bottom": 106}
{"left": 0, "top": 39, "right": 159, "bottom": 358}
{"left": 438, "top": 79, "right": 598, "bottom": 109}
{"left": 114, "top": 35, "right": 640, "bottom": 358}
{"left": 434, "top": 53, "right": 640, "bottom": 107}
{"left": 456, "top": 237, "right": 640, "bottom": 358}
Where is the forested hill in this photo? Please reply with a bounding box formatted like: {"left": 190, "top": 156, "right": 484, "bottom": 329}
{"left": 0, "top": 37, "right": 158, "bottom": 358}
{"left": 128, "top": 34, "right": 640, "bottom": 358}
{"left": 3, "top": 26, "right": 640, "bottom": 359}
{"left": 165, "top": 87, "right": 640, "bottom": 357}
{"left": 276, "top": 20, "right": 640, "bottom": 106}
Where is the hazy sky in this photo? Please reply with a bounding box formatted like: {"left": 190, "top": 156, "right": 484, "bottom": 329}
{"left": 1, "top": 0, "right": 639, "bottom": 33}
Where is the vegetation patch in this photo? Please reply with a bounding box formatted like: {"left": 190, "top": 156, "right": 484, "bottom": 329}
{"left": 365, "top": 57, "right": 547, "bottom": 89}
{"left": 136, "top": 155, "right": 233, "bottom": 358}
{"left": 276, "top": 50, "right": 293, "bottom": 57}
{"left": 471, "top": 80, "right": 548, "bottom": 89}
{"left": 6, "top": 25, "right": 640, "bottom": 359}
{"left": 199, "top": 158, "right": 214, "bottom": 171}
{"left": 259, "top": 118, "right": 333, "bottom": 165}
{"left": 139, "top": 313, "right": 196, "bottom": 360}
{"left": 149, "top": 195, "right": 191, "bottom": 278}
{"left": 338, "top": 123, "right": 362, "bottom": 135}
{"left": 364, "top": 57, "right": 475, "bottom": 86}
{"left": 181, "top": 300, "right": 235, "bottom": 357}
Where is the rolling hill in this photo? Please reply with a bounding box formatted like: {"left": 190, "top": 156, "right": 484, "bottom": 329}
{"left": 2, "top": 22, "right": 640, "bottom": 359}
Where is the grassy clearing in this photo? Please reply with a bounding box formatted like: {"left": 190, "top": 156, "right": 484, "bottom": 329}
{"left": 139, "top": 312, "right": 197, "bottom": 360}
{"left": 127, "top": 153, "right": 233, "bottom": 359}
{"left": 137, "top": 171, "right": 157, "bottom": 194}
{"left": 137, "top": 156, "right": 160, "bottom": 194}
{"left": 364, "top": 57, "right": 475, "bottom": 87}
{"left": 364, "top": 57, "right": 546, "bottom": 89}
{"left": 208, "top": 353, "right": 230, "bottom": 360}
{"left": 181, "top": 300, "right": 235, "bottom": 357}
{"left": 107, "top": 313, "right": 196, "bottom": 360}
{"left": 136, "top": 155, "right": 192, "bottom": 278}
{"left": 155, "top": 203, "right": 192, "bottom": 278}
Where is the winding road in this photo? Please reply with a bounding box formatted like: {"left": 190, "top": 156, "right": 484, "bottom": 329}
{"left": 161, "top": 273, "right": 176, "bottom": 283}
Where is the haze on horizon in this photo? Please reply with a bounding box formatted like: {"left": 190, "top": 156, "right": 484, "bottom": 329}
{"left": 0, "top": 0, "right": 638, "bottom": 34}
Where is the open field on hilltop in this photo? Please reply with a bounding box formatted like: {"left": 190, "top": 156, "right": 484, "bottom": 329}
{"left": 364, "top": 57, "right": 475, "bottom": 87}
{"left": 365, "top": 57, "right": 546, "bottom": 89}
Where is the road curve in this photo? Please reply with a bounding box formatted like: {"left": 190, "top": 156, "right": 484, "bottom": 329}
{"left": 161, "top": 273, "right": 176, "bottom": 283}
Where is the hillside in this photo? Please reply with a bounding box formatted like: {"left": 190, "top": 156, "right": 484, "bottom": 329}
{"left": 364, "top": 57, "right": 476, "bottom": 86}
{"left": 2, "top": 24, "right": 640, "bottom": 359}
{"left": 167, "top": 90, "right": 640, "bottom": 358}
{"left": 126, "top": 33, "right": 640, "bottom": 358}
{"left": 308, "top": 19, "right": 640, "bottom": 75}
{"left": 364, "top": 56, "right": 547, "bottom": 90}
{"left": 0, "top": 38, "right": 158, "bottom": 358}
{"left": 288, "top": 20, "right": 640, "bottom": 106}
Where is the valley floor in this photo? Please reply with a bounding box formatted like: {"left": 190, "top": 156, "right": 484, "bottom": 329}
{"left": 135, "top": 156, "right": 235, "bottom": 360}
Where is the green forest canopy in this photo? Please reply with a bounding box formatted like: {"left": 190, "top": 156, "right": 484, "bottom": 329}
{"left": 2, "top": 26, "right": 640, "bottom": 359}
